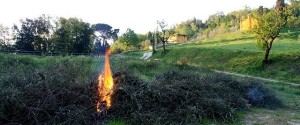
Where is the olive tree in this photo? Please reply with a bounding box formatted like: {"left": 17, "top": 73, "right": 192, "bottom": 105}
{"left": 253, "top": 0, "right": 287, "bottom": 65}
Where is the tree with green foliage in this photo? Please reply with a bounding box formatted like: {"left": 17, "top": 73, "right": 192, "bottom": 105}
{"left": 137, "top": 34, "right": 147, "bottom": 43}
{"left": 286, "top": 0, "right": 300, "bottom": 27}
{"left": 111, "top": 29, "right": 144, "bottom": 53}
{"left": 51, "top": 17, "right": 94, "bottom": 53}
{"left": 174, "top": 18, "right": 206, "bottom": 39}
{"left": 206, "top": 12, "right": 225, "bottom": 29}
{"left": 13, "top": 18, "right": 36, "bottom": 51}
{"left": 94, "top": 23, "right": 119, "bottom": 47}
{"left": 13, "top": 15, "right": 52, "bottom": 51}
{"left": 0, "top": 24, "right": 10, "bottom": 50}
{"left": 253, "top": 0, "right": 288, "bottom": 65}
{"left": 118, "top": 28, "right": 139, "bottom": 47}
{"left": 175, "top": 20, "right": 195, "bottom": 38}
{"left": 50, "top": 18, "right": 70, "bottom": 53}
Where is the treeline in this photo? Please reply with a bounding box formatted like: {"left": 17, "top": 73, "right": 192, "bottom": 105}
{"left": 1, "top": 0, "right": 300, "bottom": 54}
{"left": 113, "top": 0, "right": 300, "bottom": 54}
{"left": 0, "top": 15, "right": 118, "bottom": 55}
{"left": 173, "top": 0, "right": 300, "bottom": 40}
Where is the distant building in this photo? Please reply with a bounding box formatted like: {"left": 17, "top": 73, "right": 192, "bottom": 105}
{"left": 168, "top": 34, "right": 188, "bottom": 43}
{"left": 240, "top": 16, "right": 258, "bottom": 31}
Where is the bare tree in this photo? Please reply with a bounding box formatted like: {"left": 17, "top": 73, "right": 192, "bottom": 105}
{"left": 157, "top": 20, "right": 172, "bottom": 52}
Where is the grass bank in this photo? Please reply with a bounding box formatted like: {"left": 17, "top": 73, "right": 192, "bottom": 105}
{"left": 150, "top": 29, "right": 300, "bottom": 83}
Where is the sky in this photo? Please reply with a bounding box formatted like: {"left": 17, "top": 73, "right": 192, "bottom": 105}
{"left": 0, "top": 0, "right": 275, "bottom": 34}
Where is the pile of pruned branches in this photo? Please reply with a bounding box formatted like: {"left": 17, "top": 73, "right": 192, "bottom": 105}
{"left": 108, "top": 70, "right": 282, "bottom": 124}
{"left": 0, "top": 58, "right": 98, "bottom": 124}
{"left": 0, "top": 59, "right": 282, "bottom": 124}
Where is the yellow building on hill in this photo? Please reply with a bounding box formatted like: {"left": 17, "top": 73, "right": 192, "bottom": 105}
{"left": 240, "top": 16, "right": 258, "bottom": 31}
{"left": 168, "top": 34, "right": 188, "bottom": 43}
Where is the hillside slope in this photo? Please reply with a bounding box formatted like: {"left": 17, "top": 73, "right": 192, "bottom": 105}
{"left": 151, "top": 29, "right": 300, "bottom": 83}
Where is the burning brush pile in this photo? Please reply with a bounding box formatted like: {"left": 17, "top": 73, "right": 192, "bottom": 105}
{"left": 0, "top": 52, "right": 282, "bottom": 124}
{"left": 94, "top": 49, "right": 282, "bottom": 124}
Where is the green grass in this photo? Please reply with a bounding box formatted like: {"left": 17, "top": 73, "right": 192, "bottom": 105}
{"left": 107, "top": 120, "right": 126, "bottom": 125}
{"left": 149, "top": 29, "right": 300, "bottom": 83}
{"left": 196, "top": 29, "right": 300, "bottom": 53}
{"left": 151, "top": 48, "right": 300, "bottom": 83}
{"left": 119, "top": 50, "right": 146, "bottom": 58}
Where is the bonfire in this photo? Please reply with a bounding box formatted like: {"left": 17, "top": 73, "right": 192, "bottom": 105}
{"left": 96, "top": 48, "right": 114, "bottom": 113}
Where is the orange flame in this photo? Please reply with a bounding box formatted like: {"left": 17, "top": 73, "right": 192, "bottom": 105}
{"left": 96, "top": 48, "right": 113, "bottom": 112}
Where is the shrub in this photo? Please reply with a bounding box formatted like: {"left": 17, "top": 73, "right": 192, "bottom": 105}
{"left": 111, "top": 41, "right": 137, "bottom": 54}
{"left": 140, "top": 40, "right": 151, "bottom": 50}
{"left": 111, "top": 41, "right": 126, "bottom": 54}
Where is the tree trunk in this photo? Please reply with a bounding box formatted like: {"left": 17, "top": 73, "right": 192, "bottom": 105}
{"left": 152, "top": 41, "right": 156, "bottom": 53}
{"left": 163, "top": 41, "right": 166, "bottom": 51}
{"left": 262, "top": 39, "right": 274, "bottom": 65}
{"left": 276, "top": 0, "right": 285, "bottom": 12}
{"left": 262, "top": 47, "right": 271, "bottom": 65}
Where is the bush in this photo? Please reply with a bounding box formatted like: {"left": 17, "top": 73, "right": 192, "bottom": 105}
{"left": 111, "top": 41, "right": 126, "bottom": 54}
{"left": 197, "top": 27, "right": 230, "bottom": 40}
{"left": 140, "top": 40, "right": 151, "bottom": 50}
{"left": 111, "top": 41, "right": 136, "bottom": 54}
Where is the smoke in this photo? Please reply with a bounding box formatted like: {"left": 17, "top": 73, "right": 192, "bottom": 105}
{"left": 247, "top": 85, "right": 264, "bottom": 102}
{"left": 246, "top": 83, "right": 283, "bottom": 109}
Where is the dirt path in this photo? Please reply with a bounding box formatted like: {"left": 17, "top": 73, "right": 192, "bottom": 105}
{"left": 213, "top": 70, "right": 299, "bottom": 86}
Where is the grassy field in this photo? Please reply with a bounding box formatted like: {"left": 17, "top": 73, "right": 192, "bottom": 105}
{"left": 197, "top": 29, "right": 300, "bottom": 53}
{"left": 149, "top": 29, "right": 300, "bottom": 83}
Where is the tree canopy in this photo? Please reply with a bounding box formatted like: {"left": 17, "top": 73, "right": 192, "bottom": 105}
{"left": 174, "top": 18, "right": 204, "bottom": 38}
{"left": 117, "top": 28, "right": 139, "bottom": 47}
{"left": 94, "top": 23, "right": 119, "bottom": 46}
{"left": 0, "top": 24, "right": 10, "bottom": 50}
{"left": 13, "top": 15, "right": 52, "bottom": 51}
{"left": 51, "top": 17, "right": 94, "bottom": 53}
{"left": 253, "top": 0, "right": 288, "bottom": 65}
